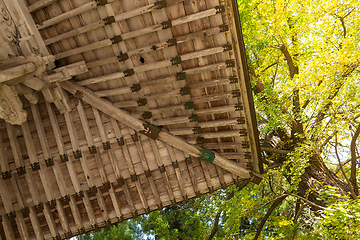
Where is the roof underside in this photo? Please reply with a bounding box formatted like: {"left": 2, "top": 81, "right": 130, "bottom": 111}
{"left": 0, "top": 0, "right": 262, "bottom": 238}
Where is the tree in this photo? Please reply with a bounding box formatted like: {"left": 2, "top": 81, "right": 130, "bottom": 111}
{"left": 78, "top": 0, "right": 360, "bottom": 239}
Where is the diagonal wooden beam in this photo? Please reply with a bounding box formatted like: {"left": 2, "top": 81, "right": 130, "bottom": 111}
{"left": 60, "top": 81, "right": 251, "bottom": 179}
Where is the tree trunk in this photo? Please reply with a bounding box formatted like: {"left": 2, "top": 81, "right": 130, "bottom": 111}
{"left": 298, "top": 154, "right": 350, "bottom": 209}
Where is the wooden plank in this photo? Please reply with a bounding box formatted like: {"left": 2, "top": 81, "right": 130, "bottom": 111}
{"left": 55, "top": 199, "right": 71, "bottom": 237}
{"left": 191, "top": 91, "right": 233, "bottom": 103}
{"left": 37, "top": 1, "right": 98, "bottom": 30}
{"left": 95, "top": 84, "right": 138, "bottom": 97}
{"left": 95, "top": 189, "right": 111, "bottom": 226}
{"left": 91, "top": 108, "right": 111, "bottom": 187}
{"left": 5, "top": 122, "right": 25, "bottom": 173}
{"left": 44, "top": 102, "right": 70, "bottom": 198}
{"left": 150, "top": 140, "right": 175, "bottom": 204}
{"left": 131, "top": 130, "right": 161, "bottom": 208}
{"left": 193, "top": 105, "right": 236, "bottom": 115}
{"left": 0, "top": 131, "right": 10, "bottom": 177}
{"left": 43, "top": 203, "right": 59, "bottom": 239}
{"left": 200, "top": 160, "right": 214, "bottom": 192}
{"left": 109, "top": 184, "right": 123, "bottom": 221}
{"left": 2, "top": 214, "right": 15, "bottom": 240}
{"left": 77, "top": 72, "right": 126, "bottom": 86}
{"left": 44, "top": 20, "right": 105, "bottom": 45}
{"left": 10, "top": 174, "right": 27, "bottom": 214}
{"left": 166, "top": 145, "right": 187, "bottom": 201}
{"left": 82, "top": 191, "right": 97, "bottom": 229}
{"left": 0, "top": 177, "right": 14, "bottom": 216}
{"left": 54, "top": 39, "right": 111, "bottom": 60}
{"left": 63, "top": 110, "right": 86, "bottom": 193}
{"left": 75, "top": 100, "right": 96, "bottom": 188}
{"left": 117, "top": 134, "right": 149, "bottom": 212}
{"left": 23, "top": 168, "right": 41, "bottom": 208}
{"left": 15, "top": 210, "right": 30, "bottom": 240}
{"left": 29, "top": 206, "right": 44, "bottom": 240}
{"left": 69, "top": 195, "right": 84, "bottom": 233}
{"left": 184, "top": 154, "right": 200, "bottom": 197}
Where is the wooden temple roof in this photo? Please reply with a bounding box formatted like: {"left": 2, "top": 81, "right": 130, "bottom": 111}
{"left": 0, "top": 0, "right": 263, "bottom": 238}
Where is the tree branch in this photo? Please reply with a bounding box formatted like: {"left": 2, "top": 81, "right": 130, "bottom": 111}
{"left": 290, "top": 203, "right": 306, "bottom": 240}
{"left": 207, "top": 211, "right": 222, "bottom": 240}
{"left": 335, "top": 135, "right": 357, "bottom": 199}
{"left": 350, "top": 122, "right": 360, "bottom": 196}
{"left": 261, "top": 147, "right": 292, "bottom": 155}
{"left": 254, "top": 194, "right": 288, "bottom": 240}
{"left": 311, "top": 64, "right": 359, "bottom": 133}
{"left": 320, "top": 133, "right": 336, "bottom": 152}
{"left": 269, "top": 179, "right": 326, "bottom": 210}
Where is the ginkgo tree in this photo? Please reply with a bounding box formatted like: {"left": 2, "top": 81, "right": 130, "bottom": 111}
{"left": 77, "top": 0, "right": 360, "bottom": 239}
{"left": 233, "top": 0, "right": 360, "bottom": 238}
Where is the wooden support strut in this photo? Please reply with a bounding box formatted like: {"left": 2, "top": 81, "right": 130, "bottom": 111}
{"left": 61, "top": 81, "right": 251, "bottom": 178}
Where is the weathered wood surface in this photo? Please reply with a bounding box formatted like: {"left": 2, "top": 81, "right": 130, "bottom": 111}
{"left": 0, "top": 0, "right": 262, "bottom": 238}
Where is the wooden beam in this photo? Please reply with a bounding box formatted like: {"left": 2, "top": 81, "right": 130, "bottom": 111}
{"left": 184, "top": 154, "right": 200, "bottom": 198}
{"left": 91, "top": 108, "right": 111, "bottom": 187}
{"left": 150, "top": 140, "right": 175, "bottom": 204}
{"left": 43, "top": 203, "right": 60, "bottom": 239}
{"left": 42, "top": 0, "right": 185, "bottom": 45}
{"left": 0, "top": 62, "right": 36, "bottom": 83}
{"left": 61, "top": 81, "right": 250, "bottom": 178}
{"left": 167, "top": 145, "right": 187, "bottom": 201}
{"left": 28, "top": 0, "right": 59, "bottom": 12}
{"left": 191, "top": 91, "right": 234, "bottom": 103}
{"left": 115, "top": 129, "right": 149, "bottom": 212}
{"left": 54, "top": 39, "right": 111, "bottom": 60}
{"left": 77, "top": 71, "right": 126, "bottom": 86}
{"left": 44, "top": 102, "right": 71, "bottom": 198}
{"left": 130, "top": 129, "right": 162, "bottom": 209}
{"left": 199, "top": 160, "right": 214, "bottom": 192}
{"left": 109, "top": 118, "right": 146, "bottom": 214}
{"left": 0, "top": 131, "right": 10, "bottom": 178}
{"left": 69, "top": 195, "right": 84, "bottom": 233}
{"left": 0, "top": 177, "right": 14, "bottom": 216}
{"left": 193, "top": 105, "right": 237, "bottom": 115}
{"left": 2, "top": 213, "right": 15, "bottom": 239}
{"left": 44, "top": 20, "right": 105, "bottom": 45}
{"left": 38, "top": 1, "right": 98, "bottom": 30}
{"left": 95, "top": 84, "right": 140, "bottom": 97}
{"left": 85, "top": 24, "right": 228, "bottom": 70}
{"left": 75, "top": 100, "right": 97, "bottom": 189}
{"left": 30, "top": 103, "right": 56, "bottom": 203}
{"left": 109, "top": 183, "right": 123, "bottom": 221}
{"left": 55, "top": 199, "right": 71, "bottom": 238}
{"left": 95, "top": 189, "right": 111, "bottom": 227}
{"left": 82, "top": 191, "right": 97, "bottom": 230}
{"left": 5, "top": 122, "right": 25, "bottom": 174}
{"left": 15, "top": 210, "right": 30, "bottom": 240}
